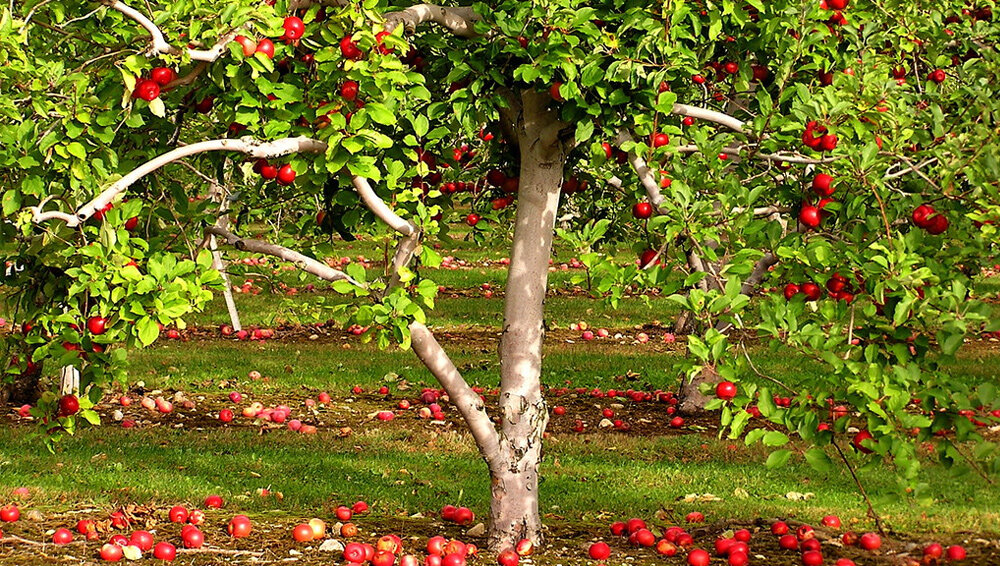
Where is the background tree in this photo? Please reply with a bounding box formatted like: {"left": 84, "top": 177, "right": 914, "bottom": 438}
{"left": 2, "top": 0, "right": 999, "bottom": 552}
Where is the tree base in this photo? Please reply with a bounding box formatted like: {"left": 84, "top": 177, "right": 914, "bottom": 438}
{"left": 677, "top": 364, "right": 720, "bottom": 416}
{"left": 0, "top": 368, "right": 43, "bottom": 406}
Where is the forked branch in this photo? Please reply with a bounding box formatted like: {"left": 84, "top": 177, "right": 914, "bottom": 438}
{"left": 383, "top": 4, "right": 480, "bottom": 38}
{"left": 104, "top": 0, "right": 236, "bottom": 61}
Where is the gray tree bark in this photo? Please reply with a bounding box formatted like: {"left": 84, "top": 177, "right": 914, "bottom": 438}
{"left": 488, "top": 90, "right": 568, "bottom": 549}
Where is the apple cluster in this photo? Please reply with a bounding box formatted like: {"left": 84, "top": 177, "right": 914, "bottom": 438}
{"left": 911, "top": 203, "right": 950, "bottom": 234}
{"left": 252, "top": 158, "right": 296, "bottom": 185}
{"left": 342, "top": 533, "right": 477, "bottom": 566}
{"left": 782, "top": 272, "right": 858, "bottom": 303}
{"left": 132, "top": 67, "right": 175, "bottom": 102}
{"left": 770, "top": 521, "right": 862, "bottom": 566}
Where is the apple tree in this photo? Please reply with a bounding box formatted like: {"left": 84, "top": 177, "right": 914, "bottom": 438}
{"left": 3, "top": 0, "right": 1000, "bottom": 551}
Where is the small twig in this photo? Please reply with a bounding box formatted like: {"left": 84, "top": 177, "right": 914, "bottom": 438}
{"left": 844, "top": 304, "right": 855, "bottom": 360}
{"left": 740, "top": 342, "right": 797, "bottom": 394}
{"left": 952, "top": 442, "right": 995, "bottom": 485}
{"left": 832, "top": 440, "right": 886, "bottom": 535}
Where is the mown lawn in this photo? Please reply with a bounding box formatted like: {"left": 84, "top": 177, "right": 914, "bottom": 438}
{"left": 1, "top": 234, "right": 998, "bottom": 566}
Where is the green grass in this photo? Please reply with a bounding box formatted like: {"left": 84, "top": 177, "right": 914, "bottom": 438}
{"left": 2, "top": 230, "right": 999, "bottom": 550}
{"left": 1, "top": 421, "right": 997, "bottom": 535}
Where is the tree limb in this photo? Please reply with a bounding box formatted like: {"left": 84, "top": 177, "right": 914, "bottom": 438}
{"left": 410, "top": 321, "right": 501, "bottom": 467}
{"left": 386, "top": 231, "right": 421, "bottom": 293}
{"left": 674, "top": 144, "right": 842, "bottom": 164}
{"left": 31, "top": 136, "right": 328, "bottom": 227}
{"left": 206, "top": 226, "right": 363, "bottom": 288}
{"left": 105, "top": 0, "right": 236, "bottom": 61}
{"left": 672, "top": 103, "right": 745, "bottom": 132}
{"left": 383, "top": 4, "right": 480, "bottom": 38}
{"left": 350, "top": 176, "right": 417, "bottom": 237}
{"left": 615, "top": 130, "right": 666, "bottom": 211}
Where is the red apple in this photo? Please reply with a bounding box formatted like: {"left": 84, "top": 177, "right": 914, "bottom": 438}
{"left": 340, "top": 36, "right": 363, "bottom": 60}
{"left": 344, "top": 542, "right": 367, "bottom": 563}
{"left": 859, "top": 532, "right": 881, "bottom": 551}
{"left": 234, "top": 35, "right": 257, "bottom": 56}
{"left": 256, "top": 38, "right": 275, "bottom": 59}
{"left": 150, "top": 67, "right": 176, "bottom": 86}
{"left": 853, "top": 430, "right": 875, "bottom": 454}
{"left": 715, "top": 381, "right": 737, "bottom": 400}
{"left": 168, "top": 506, "right": 188, "bottom": 523}
{"left": 801, "top": 282, "right": 821, "bottom": 301}
{"left": 779, "top": 534, "right": 798, "bottom": 550}
{"left": 52, "top": 528, "right": 73, "bottom": 544}
{"left": 802, "top": 550, "right": 824, "bottom": 566}
{"left": 282, "top": 16, "right": 305, "bottom": 41}
{"left": 182, "top": 527, "right": 204, "bottom": 549}
{"left": 341, "top": 81, "right": 360, "bottom": 101}
{"left": 58, "top": 394, "right": 80, "bottom": 417}
{"left": 228, "top": 515, "right": 251, "bottom": 538}
{"left": 812, "top": 173, "right": 835, "bottom": 197}
{"left": 131, "top": 530, "right": 154, "bottom": 551}
{"left": 799, "top": 204, "right": 821, "bottom": 228}
{"left": 153, "top": 541, "right": 176, "bottom": 561}
{"left": 588, "top": 542, "right": 610, "bottom": 560}
{"left": 632, "top": 202, "right": 653, "bottom": 219}
{"left": 100, "top": 543, "right": 124, "bottom": 561}
{"left": 293, "top": 524, "right": 314, "bottom": 542}
{"left": 454, "top": 507, "right": 474, "bottom": 525}
{"left": 946, "top": 545, "right": 966, "bottom": 561}
{"left": 821, "top": 515, "right": 841, "bottom": 528}
{"left": 497, "top": 549, "right": 518, "bottom": 566}
{"left": 687, "top": 549, "right": 710, "bottom": 566}
{"left": 549, "top": 82, "right": 564, "bottom": 102}
{"left": 88, "top": 316, "right": 109, "bottom": 335}
{"left": 276, "top": 164, "right": 296, "bottom": 185}
{"left": 427, "top": 536, "right": 447, "bottom": 556}
{"left": 923, "top": 543, "right": 943, "bottom": 558}
{"left": 133, "top": 79, "right": 160, "bottom": 101}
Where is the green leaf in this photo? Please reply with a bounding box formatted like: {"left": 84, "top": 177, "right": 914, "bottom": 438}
{"left": 804, "top": 448, "right": 834, "bottom": 472}
{"left": 765, "top": 449, "right": 792, "bottom": 469}
{"left": 762, "top": 430, "right": 790, "bottom": 446}
{"left": 136, "top": 317, "right": 160, "bottom": 346}
{"left": 148, "top": 98, "right": 166, "bottom": 118}
{"left": 365, "top": 103, "right": 396, "bottom": 126}
{"left": 66, "top": 142, "right": 87, "bottom": 160}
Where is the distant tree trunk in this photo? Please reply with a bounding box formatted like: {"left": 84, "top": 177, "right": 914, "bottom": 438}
{"left": 677, "top": 363, "right": 720, "bottom": 416}
{"left": 207, "top": 182, "right": 241, "bottom": 331}
{"left": 59, "top": 366, "right": 80, "bottom": 396}
{"left": 0, "top": 361, "right": 43, "bottom": 405}
{"left": 487, "top": 91, "right": 567, "bottom": 549}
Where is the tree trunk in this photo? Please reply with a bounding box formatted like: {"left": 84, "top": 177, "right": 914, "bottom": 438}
{"left": 677, "top": 363, "right": 720, "bottom": 416}
{"left": 0, "top": 361, "right": 43, "bottom": 406}
{"left": 208, "top": 183, "right": 242, "bottom": 331}
{"left": 59, "top": 365, "right": 80, "bottom": 395}
{"left": 488, "top": 91, "right": 566, "bottom": 550}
